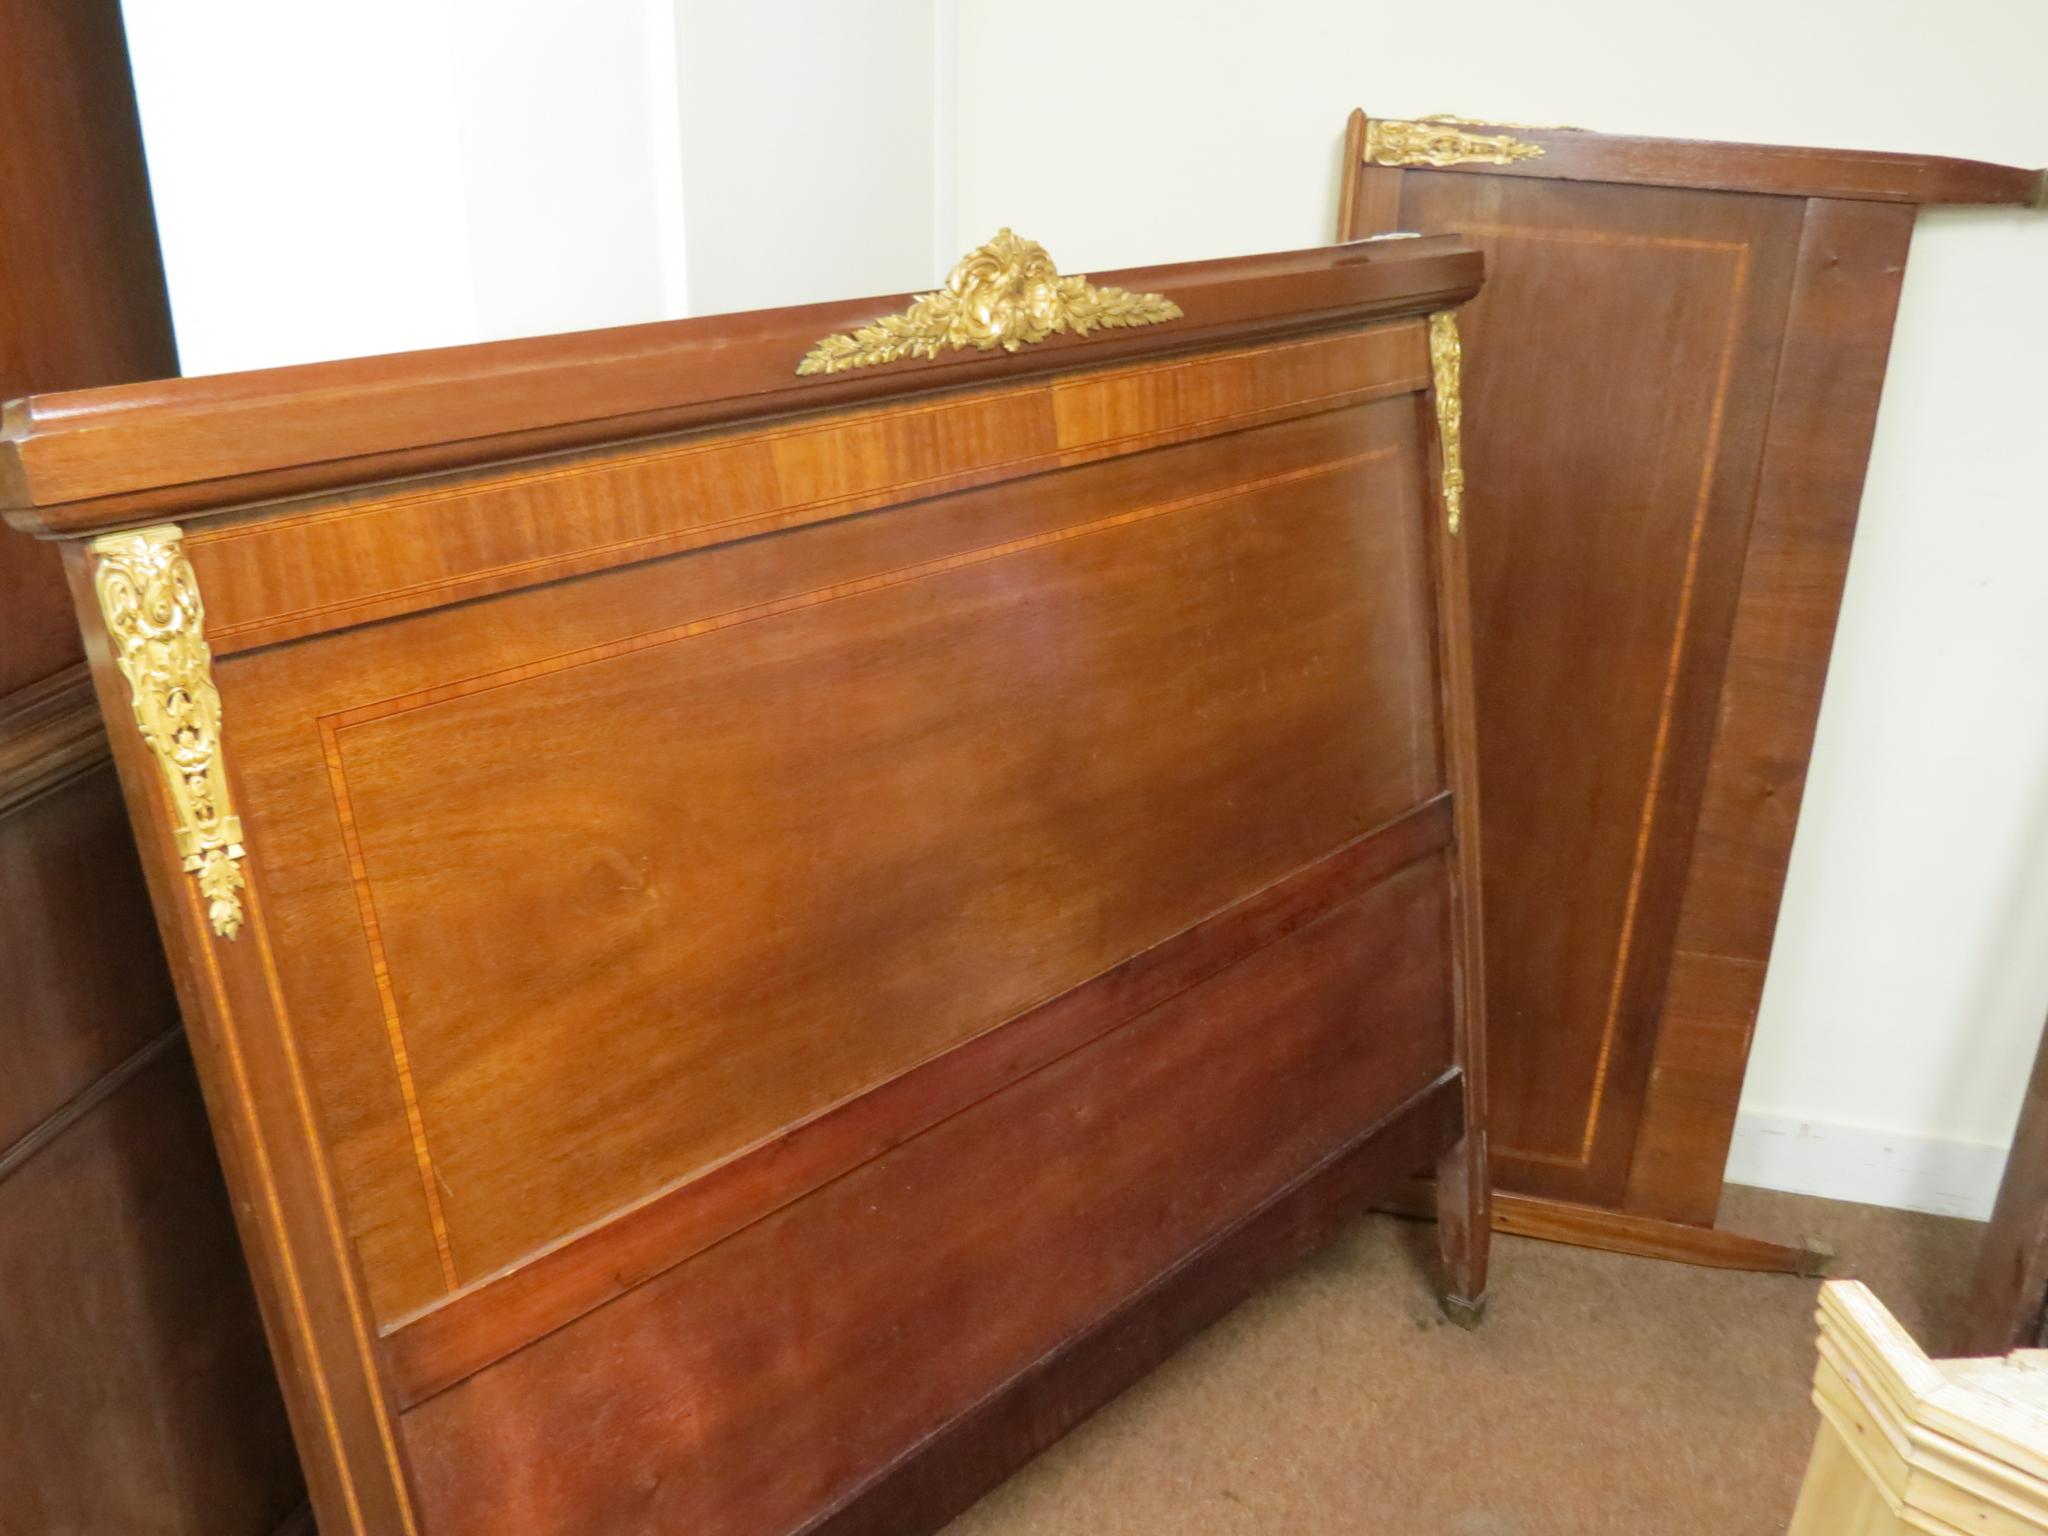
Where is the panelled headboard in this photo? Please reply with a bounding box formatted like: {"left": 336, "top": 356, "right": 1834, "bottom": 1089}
{"left": 3, "top": 232, "right": 1491, "bottom": 1536}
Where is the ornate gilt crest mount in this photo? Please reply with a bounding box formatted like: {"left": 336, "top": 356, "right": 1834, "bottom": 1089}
{"left": 1364, "top": 115, "right": 1548, "bottom": 169}
{"left": 92, "top": 526, "right": 249, "bottom": 939}
{"left": 798, "top": 229, "right": 1183, "bottom": 376}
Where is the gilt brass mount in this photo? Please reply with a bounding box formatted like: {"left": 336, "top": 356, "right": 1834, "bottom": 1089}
{"left": 91, "top": 525, "right": 248, "bottom": 939}
{"left": 798, "top": 228, "right": 1182, "bottom": 376}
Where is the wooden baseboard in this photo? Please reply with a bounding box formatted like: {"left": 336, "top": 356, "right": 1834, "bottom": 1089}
{"left": 1379, "top": 1182, "right": 1829, "bottom": 1277}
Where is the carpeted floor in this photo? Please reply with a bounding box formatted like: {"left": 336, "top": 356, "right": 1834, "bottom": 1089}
{"left": 942, "top": 1186, "right": 1983, "bottom": 1536}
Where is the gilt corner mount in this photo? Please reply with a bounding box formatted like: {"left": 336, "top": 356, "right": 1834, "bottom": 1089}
{"left": 797, "top": 228, "right": 1183, "bottom": 376}
{"left": 1428, "top": 312, "right": 1466, "bottom": 536}
{"left": 1364, "top": 115, "right": 1550, "bottom": 169}
{"left": 91, "top": 525, "right": 248, "bottom": 939}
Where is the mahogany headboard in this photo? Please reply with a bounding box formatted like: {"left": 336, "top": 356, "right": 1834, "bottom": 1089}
{"left": 3, "top": 232, "right": 1490, "bottom": 1536}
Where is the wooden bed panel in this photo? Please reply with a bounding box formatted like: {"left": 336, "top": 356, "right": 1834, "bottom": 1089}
{"left": 402, "top": 855, "right": 1455, "bottom": 1536}
{"left": 1391, "top": 173, "right": 1802, "bottom": 1199}
{"left": 7, "top": 235, "right": 1491, "bottom": 1536}
{"left": 219, "top": 393, "right": 1444, "bottom": 1319}
{"left": 1336, "top": 112, "right": 2026, "bottom": 1270}
{"left": 200, "top": 388, "right": 1440, "bottom": 1319}
{"left": 381, "top": 794, "right": 1455, "bottom": 1406}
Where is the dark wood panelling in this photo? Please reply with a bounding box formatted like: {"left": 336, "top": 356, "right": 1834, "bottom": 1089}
{"left": 0, "top": 759, "right": 173, "bottom": 1147}
{"left": 389, "top": 795, "right": 1454, "bottom": 1406}
{"left": 0, "top": 1037, "right": 300, "bottom": 1536}
{"left": 403, "top": 864, "right": 1454, "bottom": 1536}
{"left": 12, "top": 241, "right": 1491, "bottom": 1535}
{"left": 0, "top": 0, "right": 175, "bottom": 692}
{"left": 321, "top": 408, "right": 1431, "bottom": 1288}
{"left": 811, "top": 1074, "right": 1462, "bottom": 1536}
{"left": 1625, "top": 198, "right": 1917, "bottom": 1222}
{"left": 1340, "top": 108, "right": 2022, "bottom": 1267}
{"left": 0, "top": 1, "right": 308, "bottom": 1528}
{"left": 1389, "top": 172, "right": 1804, "bottom": 1204}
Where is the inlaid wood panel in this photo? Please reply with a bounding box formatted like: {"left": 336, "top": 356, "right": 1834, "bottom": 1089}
{"left": 9, "top": 238, "right": 1490, "bottom": 1536}
{"left": 1625, "top": 197, "right": 1917, "bottom": 1223}
{"left": 332, "top": 418, "right": 1431, "bottom": 1289}
{"left": 180, "top": 325, "right": 1427, "bottom": 655}
{"left": 1338, "top": 110, "right": 2025, "bottom": 1264}
{"left": 222, "top": 391, "right": 1440, "bottom": 1321}
{"left": 404, "top": 859, "right": 1453, "bottom": 1536}
{"left": 1391, "top": 174, "right": 1804, "bottom": 1202}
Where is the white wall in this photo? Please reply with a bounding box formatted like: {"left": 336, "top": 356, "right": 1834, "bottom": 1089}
{"left": 121, "top": 0, "right": 941, "bottom": 374}
{"left": 953, "top": 0, "right": 2048, "bottom": 1217}
{"left": 1726, "top": 205, "right": 2048, "bottom": 1219}
{"left": 673, "top": 1, "right": 942, "bottom": 318}
{"left": 122, "top": 0, "right": 2048, "bottom": 1215}
{"left": 122, "top": 0, "right": 486, "bottom": 374}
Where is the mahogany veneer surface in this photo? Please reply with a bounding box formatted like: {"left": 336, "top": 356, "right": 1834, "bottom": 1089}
{"left": 1338, "top": 111, "right": 2036, "bottom": 1256}
{"left": 4, "top": 237, "right": 1489, "bottom": 1536}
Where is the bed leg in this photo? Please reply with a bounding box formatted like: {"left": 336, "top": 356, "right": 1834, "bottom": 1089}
{"left": 1435, "top": 1127, "right": 1490, "bottom": 1328}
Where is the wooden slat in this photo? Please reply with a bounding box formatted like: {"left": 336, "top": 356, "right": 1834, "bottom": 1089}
{"left": 1379, "top": 1182, "right": 1825, "bottom": 1275}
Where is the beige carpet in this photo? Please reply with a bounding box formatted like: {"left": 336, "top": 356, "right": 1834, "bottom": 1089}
{"left": 943, "top": 1187, "right": 1982, "bottom": 1536}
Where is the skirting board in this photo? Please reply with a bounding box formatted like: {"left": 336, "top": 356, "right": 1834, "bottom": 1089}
{"left": 1725, "top": 1111, "right": 2010, "bottom": 1220}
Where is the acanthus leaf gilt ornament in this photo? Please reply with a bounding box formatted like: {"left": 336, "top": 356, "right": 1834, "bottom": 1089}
{"left": 797, "top": 229, "right": 1183, "bottom": 376}
{"left": 1364, "top": 116, "right": 1547, "bottom": 168}
{"left": 92, "top": 526, "right": 248, "bottom": 939}
{"left": 1428, "top": 312, "right": 1466, "bottom": 537}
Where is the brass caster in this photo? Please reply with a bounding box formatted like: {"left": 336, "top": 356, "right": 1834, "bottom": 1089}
{"left": 1442, "top": 1292, "right": 1487, "bottom": 1330}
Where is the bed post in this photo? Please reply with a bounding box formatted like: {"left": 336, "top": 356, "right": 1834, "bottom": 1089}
{"left": 1426, "top": 308, "right": 1492, "bottom": 1325}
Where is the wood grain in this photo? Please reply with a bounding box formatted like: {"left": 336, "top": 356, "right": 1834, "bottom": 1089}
{"left": 1379, "top": 172, "right": 1804, "bottom": 1205}
{"left": 181, "top": 324, "right": 1428, "bottom": 654}
{"left": 387, "top": 796, "right": 1456, "bottom": 1407}
{"left": 810, "top": 1073, "right": 1463, "bottom": 1536}
{"left": 1626, "top": 198, "right": 1918, "bottom": 1223}
{"left": 1380, "top": 1182, "right": 1824, "bottom": 1275}
{"left": 31, "top": 240, "right": 1489, "bottom": 1536}
{"left": 1355, "top": 112, "right": 2044, "bottom": 207}
{"left": 0, "top": 665, "right": 107, "bottom": 818}
{"left": 0, "top": 1036, "right": 301, "bottom": 1536}
{"left": 1339, "top": 110, "right": 1964, "bottom": 1260}
{"left": 0, "top": 4, "right": 306, "bottom": 1528}
{"left": 2, "top": 239, "right": 1481, "bottom": 529}
{"left": 402, "top": 865, "right": 1455, "bottom": 1535}
{"left": 0, "top": 0, "right": 176, "bottom": 693}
